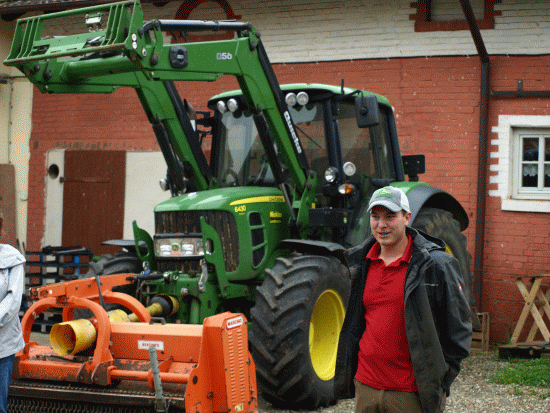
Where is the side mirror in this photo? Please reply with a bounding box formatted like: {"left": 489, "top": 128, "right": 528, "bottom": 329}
{"left": 355, "top": 95, "right": 380, "bottom": 128}
{"left": 402, "top": 154, "right": 425, "bottom": 182}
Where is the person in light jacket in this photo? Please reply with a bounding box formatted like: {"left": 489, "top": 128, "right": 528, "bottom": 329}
{"left": 0, "top": 215, "right": 25, "bottom": 413}
{"left": 335, "top": 187, "right": 472, "bottom": 413}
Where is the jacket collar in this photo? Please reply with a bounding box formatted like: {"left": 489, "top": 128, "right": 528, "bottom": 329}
{"left": 345, "top": 227, "right": 446, "bottom": 268}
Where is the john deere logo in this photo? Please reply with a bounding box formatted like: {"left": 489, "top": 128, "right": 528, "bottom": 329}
{"left": 377, "top": 188, "right": 394, "bottom": 199}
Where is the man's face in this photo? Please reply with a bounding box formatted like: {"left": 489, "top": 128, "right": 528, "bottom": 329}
{"left": 369, "top": 205, "right": 412, "bottom": 249}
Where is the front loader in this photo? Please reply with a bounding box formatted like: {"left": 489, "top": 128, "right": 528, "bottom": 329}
{"left": 4, "top": 0, "right": 473, "bottom": 409}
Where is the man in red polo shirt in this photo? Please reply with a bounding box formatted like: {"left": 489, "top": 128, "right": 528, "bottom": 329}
{"left": 335, "top": 187, "right": 472, "bottom": 413}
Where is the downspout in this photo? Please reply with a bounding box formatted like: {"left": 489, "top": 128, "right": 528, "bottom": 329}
{"left": 459, "top": 0, "right": 490, "bottom": 311}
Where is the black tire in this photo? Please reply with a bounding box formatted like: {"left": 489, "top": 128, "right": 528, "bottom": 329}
{"left": 74, "top": 252, "right": 143, "bottom": 319}
{"left": 412, "top": 208, "right": 474, "bottom": 306}
{"left": 249, "top": 253, "right": 350, "bottom": 409}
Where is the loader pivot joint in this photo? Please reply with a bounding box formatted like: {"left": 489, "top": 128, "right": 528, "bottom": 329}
{"left": 169, "top": 46, "right": 188, "bottom": 69}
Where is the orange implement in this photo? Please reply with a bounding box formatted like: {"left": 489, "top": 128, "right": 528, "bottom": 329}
{"left": 12, "top": 274, "right": 258, "bottom": 413}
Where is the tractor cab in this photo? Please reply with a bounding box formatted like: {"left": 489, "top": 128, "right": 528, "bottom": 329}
{"left": 207, "top": 83, "right": 404, "bottom": 247}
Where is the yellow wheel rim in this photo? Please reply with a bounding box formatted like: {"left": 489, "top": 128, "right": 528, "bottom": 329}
{"left": 309, "top": 289, "right": 345, "bottom": 381}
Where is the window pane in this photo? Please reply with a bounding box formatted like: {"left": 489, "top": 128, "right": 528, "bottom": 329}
{"left": 522, "top": 164, "right": 538, "bottom": 187}
{"left": 289, "top": 103, "right": 326, "bottom": 189}
{"left": 545, "top": 164, "right": 550, "bottom": 188}
{"left": 523, "top": 137, "right": 539, "bottom": 161}
{"left": 546, "top": 138, "right": 550, "bottom": 162}
{"left": 217, "top": 111, "right": 276, "bottom": 187}
{"left": 339, "top": 103, "right": 376, "bottom": 178}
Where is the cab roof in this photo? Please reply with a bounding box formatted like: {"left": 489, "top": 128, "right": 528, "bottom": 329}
{"left": 208, "top": 82, "right": 392, "bottom": 108}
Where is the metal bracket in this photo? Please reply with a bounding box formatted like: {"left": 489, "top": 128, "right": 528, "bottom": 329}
{"left": 198, "top": 259, "right": 208, "bottom": 293}
{"left": 491, "top": 80, "right": 550, "bottom": 97}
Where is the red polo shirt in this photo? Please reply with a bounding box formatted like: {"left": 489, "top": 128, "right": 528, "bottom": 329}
{"left": 355, "top": 235, "right": 417, "bottom": 392}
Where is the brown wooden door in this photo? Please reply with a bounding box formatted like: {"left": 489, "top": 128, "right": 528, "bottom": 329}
{"left": 0, "top": 164, "right": 16, "bottom": 248}
{"left": 62, "top": 151, "right": 125, "bottom": 256}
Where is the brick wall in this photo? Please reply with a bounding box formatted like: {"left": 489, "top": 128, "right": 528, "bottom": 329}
{"left": 27, "top": 53, "right": 550, "bottom": 343}
{"left": 484, "top": 55, "right": 550, "bottom": 343}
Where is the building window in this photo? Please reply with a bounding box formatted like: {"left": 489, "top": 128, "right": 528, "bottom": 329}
{"left": 490, "top": 116, "right": 550, "bottom": 213}
{"left": 410, "top": 0, "right": 501, "bottom": 32}
{"left": 514, "top": 131, "right": 550, "bottom": 198}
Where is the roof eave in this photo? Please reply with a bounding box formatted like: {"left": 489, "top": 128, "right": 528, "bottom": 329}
{"left": 0, "top": 0, "right": 171, "bottom": 17}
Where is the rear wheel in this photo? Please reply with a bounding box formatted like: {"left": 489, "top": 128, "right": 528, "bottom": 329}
{"left": 412, "top": 208, "right": 474, "bottom": 306}
{"left": 249, "top": 253, "right": 350, "bottom": 409}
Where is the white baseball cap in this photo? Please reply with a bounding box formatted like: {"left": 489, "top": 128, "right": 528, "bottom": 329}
{"left": 367, "top": 186, "right": 411, "bottom": 213}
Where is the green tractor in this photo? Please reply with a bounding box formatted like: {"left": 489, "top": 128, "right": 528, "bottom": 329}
{"left": 5, "top": 0, "right": 471, "bottom": 408}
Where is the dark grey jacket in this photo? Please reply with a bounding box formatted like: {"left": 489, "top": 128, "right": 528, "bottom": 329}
{"left": 335, "top": 228, "right": 472, "bottom": 413}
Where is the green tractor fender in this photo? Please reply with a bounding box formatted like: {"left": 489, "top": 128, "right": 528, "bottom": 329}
{"left": 404, "top": 185, "right": 469, "bottom": 231}
{"left": 277, "top": 239, "right": 348, "bottom": 268}
{"left": 401, "top": 184, "right": 474, "bottom": 305}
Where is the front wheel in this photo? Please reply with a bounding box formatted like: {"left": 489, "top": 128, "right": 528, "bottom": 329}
{"left": 249, "top": 253, "right": 350, "bottom": 409}
{"left": 412, "top": 208, "right": 474, "bottom": 306}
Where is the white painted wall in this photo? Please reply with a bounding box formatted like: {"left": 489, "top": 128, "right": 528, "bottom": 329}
{"left": 1, "top": 17, "right": 32, "bottom": 247}
{"left": 124, "top": 152, "right": 171, "bottom": 240}
{"left": 44, "top": 150, "right": 65, "bottom": 247}
{"left": 140, "top": 0, "right": 550, "bottom": 62}
{"left": 35, "top": 1, "right": 550, "bottom": 63}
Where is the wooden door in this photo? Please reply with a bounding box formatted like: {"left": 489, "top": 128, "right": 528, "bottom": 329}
{"left": 62, "top": 151, "right": 125, "bottom": 256}
{"left": 0, "top": 164, "right": 16, "bottom": 248}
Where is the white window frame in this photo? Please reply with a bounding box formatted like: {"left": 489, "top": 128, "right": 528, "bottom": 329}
{"left": 513, "top": 130, "right": 550, "bottom": 199}
{"left": 490, "top": 115, "right": 550, "bottom": 213}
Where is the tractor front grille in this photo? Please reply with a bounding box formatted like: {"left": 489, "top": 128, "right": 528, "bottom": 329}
{"left": 155, "top": 210, "right": 239, "bottom": 273}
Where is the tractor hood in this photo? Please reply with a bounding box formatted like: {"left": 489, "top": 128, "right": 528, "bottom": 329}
{"left": 154, "top": 186, "right": 285, "bottom": 213}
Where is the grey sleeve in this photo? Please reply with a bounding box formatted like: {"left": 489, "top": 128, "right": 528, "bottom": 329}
{"left": 0, "top": 263, "right": 25, "bottom": 328}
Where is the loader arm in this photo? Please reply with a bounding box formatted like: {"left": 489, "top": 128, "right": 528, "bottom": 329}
{"left": 4, "top": 0, "right": 315, "bottom": 218}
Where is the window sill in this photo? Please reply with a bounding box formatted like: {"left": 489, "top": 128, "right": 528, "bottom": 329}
{"left": 501, "top": 198, "right": 550, "bottom": 213}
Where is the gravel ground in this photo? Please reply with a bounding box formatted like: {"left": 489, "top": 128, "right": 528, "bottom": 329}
{"left": 257, "top": 351, "right": 550, "bottom": 413}
{"left": 27, "top": 334, "right": 550, "bottom": 412}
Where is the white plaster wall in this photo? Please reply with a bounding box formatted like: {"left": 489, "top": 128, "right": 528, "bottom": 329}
{"left": 140, "top": 0, "right": 550, "bottom": 62}
{"left": 44, "top": 150, "right": 65, "bottom": 247}
{"left": 123, "top": 152, "right": 171, "bottom": 240}
{"left": 1, "top": 17, "right": 32, "bottom": 247}
{"left": 37, "top": 1, "right": 550, "bottom": 63}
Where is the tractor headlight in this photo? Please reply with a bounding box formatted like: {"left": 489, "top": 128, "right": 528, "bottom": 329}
{"left": 324, "top": 166, "right": 338, "bottom": 183}
{"left": 227, "top": 98, "right": 239, "bottom": 112}
{"left": 159, "top": 178, "right": 169, "bottom": 192}
{"left": 217, "top": 100, "right": 227, "bottom": 113}
{"left": 155, "top": 237, "right": 204, "bottom": 257}
{"left": 285, "top": 93, "right": 297, "bottom": 106}
{"left": 296, "top": 91, "right": 309, "bottom": 105}
{"left": 343, "top": 161, "right": 357, "bottom": 177}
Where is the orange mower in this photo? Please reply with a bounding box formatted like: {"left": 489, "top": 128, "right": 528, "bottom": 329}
{"left": 9, "top": 273, "right": 258, "bottom": 413}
